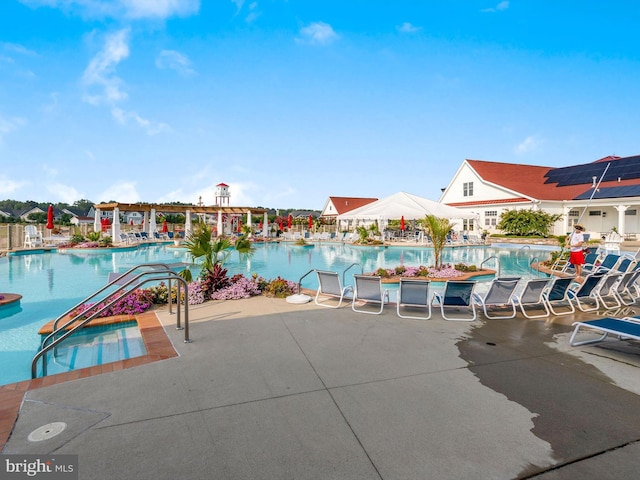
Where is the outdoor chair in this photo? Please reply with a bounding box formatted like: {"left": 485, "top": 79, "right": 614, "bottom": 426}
{"left": 613, "top": 267, "right": 640, "bottom": 305}
{"left": 351, "top": 274, "right": 389, "bottom": 315}
{"left": 541, "top": 276, "right": 576, "bottom": 316}
{"left": 396, "top": 278, "right": 432, "bottom": 320}
{"left": 314, "top": 270, "right": 353, "bottom": 308}
{"left": 594, "top": 271, "right": 623, "bottom": 310}
{"left": 512, "top": 277, "right": 553, "bottom": 318}
{"left": 432, "top": 280, "right": 477, "bottom": 321}
{"left": 567, "top": 271, "right": 607, "bottom": 312}
{"left": 24, "top": 225, "right": 43, "bottom": 248}
{"left": 472, "top": 277, "right": 520, "bottom": 319}
{"left": 569, "top": 317, "right": 640, "bottom": 347}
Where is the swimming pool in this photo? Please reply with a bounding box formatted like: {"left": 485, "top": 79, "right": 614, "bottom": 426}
{"left": 0, "top": 242, "right": 557, "bottom": 385}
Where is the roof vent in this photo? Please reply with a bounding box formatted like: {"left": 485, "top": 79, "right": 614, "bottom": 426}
{"left": 592, "top": 176, "right": 597, "bottom": 187}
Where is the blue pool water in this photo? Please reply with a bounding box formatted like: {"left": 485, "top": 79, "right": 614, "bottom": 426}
{"left": 0, "top": 242, "right": 557, "bottom": 385}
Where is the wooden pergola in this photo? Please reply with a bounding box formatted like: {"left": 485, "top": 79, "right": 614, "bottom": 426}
{"left": 93, "top": 202, "right": 269, "bottom": 239}
{"left": 93, "top": 202, "right": 267, "bottom": 216}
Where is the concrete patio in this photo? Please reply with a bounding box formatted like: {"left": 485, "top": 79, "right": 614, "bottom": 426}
{"left": 4, "top": 295, "right": 640, "bottom": 479}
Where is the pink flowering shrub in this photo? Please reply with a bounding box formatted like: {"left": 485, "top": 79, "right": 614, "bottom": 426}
{"left": 188, "top": 280, "right": 205, "bottom": 305}
{"left": 368, "top": 264, "right": 468, "bottom": 279}
{"left": 71, "top": 289, "right": 154, "bottom": 319}
{"left": 210, "top": 275, "right": 263, "bottom": 300}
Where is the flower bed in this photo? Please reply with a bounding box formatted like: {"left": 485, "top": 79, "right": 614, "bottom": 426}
{"left": 370, "top": 264, "right": 495, "bottom": 282}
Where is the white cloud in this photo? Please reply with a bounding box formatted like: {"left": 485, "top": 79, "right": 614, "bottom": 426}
{"left": 19, "top": 0, "right": 200, "bottom": 20}
{"left": 0, "top": 175, "right": 27, "bottom": 196}
{"left": 111, "top": 107, "right": 170, "bottom": 135}
{"left": 121, "top": 0, "right": 200, "bottom": 19}
{"left": 47, "top": 183, "right": 85, "bottom": 204}
{"left": 100, "top": 181, "right": 140, "bottom": 203}
{"left": 0, "top": 115, "right": 27, "bottom": 143}
{"left": 297, "top": 22, "right": 339, "bottom": 45}
{"left": 481, "top": 1, "right": 509, "bottom": 13}
{"left": 155, "top": 49, "right": 195, "bottom": 76}
{"left": 397, "top": 22, "right": 421, "bottom": 34}
{"left": 0, "top": 42, "right": 38, "bottom": 56}
{"left": 82, "top": 28, "right": 130, "bottom": 106}
{"left": 514, "top": 135, "right": 540, "bottom": 154}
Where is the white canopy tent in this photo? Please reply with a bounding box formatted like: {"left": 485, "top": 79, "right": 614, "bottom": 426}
{"left": 337, "top": 192, "right": 476, "bottom": 221}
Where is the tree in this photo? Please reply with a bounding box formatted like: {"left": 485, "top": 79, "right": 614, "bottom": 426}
{"left": 420, "top": 215, "right": 454, "bottom": 270}
{"left": 497, "top": 209, "right": 562, "bottom": 237}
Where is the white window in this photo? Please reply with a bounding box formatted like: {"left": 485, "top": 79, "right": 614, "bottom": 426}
{"left": 463, "top": 182, "right": 474, "bottom": 197}
{"left": 484, "top": 210, "right": 497, "bottom": 227}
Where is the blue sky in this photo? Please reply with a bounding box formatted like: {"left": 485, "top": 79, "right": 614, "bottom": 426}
{"left": 1, "top": 1, "right": 639, "bottom": 210}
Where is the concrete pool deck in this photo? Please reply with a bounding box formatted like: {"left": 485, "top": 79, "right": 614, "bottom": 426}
{"left": 3, "top": 295, "right": 640, "bottom": 479}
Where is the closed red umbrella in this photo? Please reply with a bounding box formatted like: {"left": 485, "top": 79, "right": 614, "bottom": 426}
{"left": 279, "top": 219, "right": 283, "bottom": 230}
{"left": 308, "top": 215, "right": 313, "bottom": 229}
{"left": 287, "top": 214, "right": 292, "bottom": 229}
{"left": 237, "top": 220, "right": 242, "bottom": 233}
{"left": 400, "top": 216, "right": 405, "bottom": 231}
{"left": 46, "top": 204, "right": 54, "bottom": 231}
{"left": 162, "top": 219, "right": 168, "bottom": 233}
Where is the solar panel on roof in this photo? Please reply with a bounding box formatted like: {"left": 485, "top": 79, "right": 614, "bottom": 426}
{"left": 545, "top": 156, "right": 640, "bottom": 186}
{"left": 574, "top": 184, "right": 640, "bottom": 200}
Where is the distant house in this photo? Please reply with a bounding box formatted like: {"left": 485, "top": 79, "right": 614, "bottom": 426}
{"left": 320, "top": 197, "right": 378, "bottom": 221}
{"left": 70, "top": 215, "right": 95, "bottom": 226}
{"left": 439, "top": 154, "right": 640, "bottom": 237}
{"left": 0, "top": 209, "right": 12, "bottom": 218}
{"left": 18, "top": 207, "right": 45, "bottom": 222}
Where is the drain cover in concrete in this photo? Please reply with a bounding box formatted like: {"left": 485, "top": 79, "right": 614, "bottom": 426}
{"left": 28, "top": 422, "right": 67, "bottom": 442}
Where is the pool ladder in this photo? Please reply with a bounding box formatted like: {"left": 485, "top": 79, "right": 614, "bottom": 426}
{"left": 31, "top": 263, "right": 191, "bottom": 379}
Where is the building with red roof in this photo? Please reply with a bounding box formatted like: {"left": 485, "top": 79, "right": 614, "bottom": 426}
{"left": 440, "top": 154, "right": 640, "bottom": 237}
{"left": 320, "top": 196, "right": 379, "bottom": 220}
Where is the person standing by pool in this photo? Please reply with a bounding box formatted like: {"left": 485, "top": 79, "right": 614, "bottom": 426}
{"left": 567, "top": 223, "right": 586, "bottom": 278}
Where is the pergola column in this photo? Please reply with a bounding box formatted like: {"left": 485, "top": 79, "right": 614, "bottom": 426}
{"left": 562, "top": 206, "right": 572, "bottom": 234}
{"left": 185, "top": 209, "right": 192, "bottom": 237}
{"left": 93, "top": 208, "right": 101, "bottom": 233}
{"left": 615, "top": 205, "right": 629, "bottom": 236}
{"left": 143, "top": 211, "right": 149, "bottom": 233}
{"left": 111, "top": 207, "right": 121, "bottom": 241}
{"left": 263, "top": 212, "right": 268, "bottom": 237}
{"left": 217, "top": 211, "right": 223, "bottom": 237}
{"left": 247, "top": 211, "right": 252, "bottom": 237}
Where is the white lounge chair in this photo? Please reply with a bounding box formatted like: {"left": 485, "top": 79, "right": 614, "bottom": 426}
{"left": 512, "top": 278, "right": 552, "bottom": 318}
{"left": 397, "top": 278, "right": 431, "bottom": 320}
{"left": 594, "top": 272, "right": 623, "bottom": 310}
{"left": 567, "top": 272, "right": 607, "bottom": 312}
{"left": 569, "top": 317, "right": 640, "bottom": 347}
{"left": 314, "top": 270, "right": 353, "bottom": 308}
{"left": 24, "top": 225, "right": 43, "bottom": 248}
{"left": 472, "top": 277, "right": 520, "bottom": 319}
{"left": 352, "top": 274, "right": 389, "bottom": 315}
{"left": 542, "top": 276, "right": 576, "bottom": 316}
{"left": 432, "top": 280, "right": 477, "bottom": 321}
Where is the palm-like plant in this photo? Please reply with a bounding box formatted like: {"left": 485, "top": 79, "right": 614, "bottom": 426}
{"left": 182, "top": 219, "right": 254, "bottom": 281}
{"left": 421, "top": 214, "right": 454, "bottom": 270}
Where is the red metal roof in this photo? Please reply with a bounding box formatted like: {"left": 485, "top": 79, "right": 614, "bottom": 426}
{"left": 466, "top": 156, "right": 640, "bottom": 201}
{"left": 325, "top": 197, "right": 378, "bottom": 215}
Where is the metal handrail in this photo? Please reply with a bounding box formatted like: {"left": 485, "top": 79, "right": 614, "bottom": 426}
{"left": 295, "top": 269, "right": 317, "bottom": 294}
{"left": 342, "top": 263, "right": 363, "bottom": 285}
{"left": 529, "top": 256, "right": 542, "bottom": 277}
{"left": 33, "top": 265, "right": 190, "bottom": 378}
{"left": 517, "top": 245, "right": 531, "bottom": 254}
{"left": 49, "top": 263, "right": 177, "bottom": 335}
{"left": 481, "top": 255, "right": 500, "bottom": 277}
